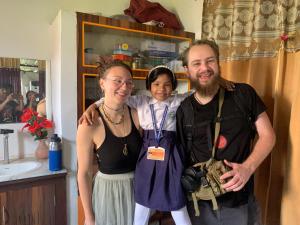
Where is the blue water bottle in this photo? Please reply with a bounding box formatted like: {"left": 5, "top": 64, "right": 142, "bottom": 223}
{"left": 49, "top": 134, "right": 62, "bottom": 171}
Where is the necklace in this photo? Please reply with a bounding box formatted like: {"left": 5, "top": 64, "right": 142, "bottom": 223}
{"left": 101, "top": 103, "right": 124, "bottom": 125}
{"left": 101, "top": 103, "right": 128, "bottom": 156}
{"left": 104, "top": 103, "right": 123, "bottom": 111}
{"left": 122, "top": 118, "right": 128, "bottom": 156}
{"left": 194, "top": 93, "right": 204, "bottom": 105}
{"left": 194, "top": 93, "right": 213, "bottom": 105}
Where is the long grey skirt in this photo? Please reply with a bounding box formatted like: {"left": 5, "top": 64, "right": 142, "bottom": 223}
{"left": 92, "top": 171, "right": 135, "bottom": 225}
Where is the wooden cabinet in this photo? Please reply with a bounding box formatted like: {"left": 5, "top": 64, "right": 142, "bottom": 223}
{"left": 76, "top": 12, "right": 195, "bottom": 225}
{"left": 0, "top": 174, "right": 66, "bottom": 225}
{"left": 76, "top": 12, "right": 195, "bottom": 117}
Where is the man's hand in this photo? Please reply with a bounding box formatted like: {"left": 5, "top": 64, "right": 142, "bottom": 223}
{"left": 220, "top": 159, "right": 252, "bottom": 192}
{"left": 78, "top": 104, "right": 99, "bottom": 125}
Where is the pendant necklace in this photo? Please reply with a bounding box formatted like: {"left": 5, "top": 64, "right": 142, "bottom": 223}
{"left": 101, "top": 103, "right": 124, "bottom": 125}
{"left": 122, "top": 113, "right": 128, "bottom": 156}
{"left": 100, "top": 103, "right": 128, "bottom": 156}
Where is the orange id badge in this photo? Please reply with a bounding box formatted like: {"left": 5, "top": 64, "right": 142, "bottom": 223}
{"left": 147, "top": 146, "right": 165, "bottom": 161}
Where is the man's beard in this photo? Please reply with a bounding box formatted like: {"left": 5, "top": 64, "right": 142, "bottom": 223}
{"left": 190, "top": 73, "right": 221, "bottom": 97}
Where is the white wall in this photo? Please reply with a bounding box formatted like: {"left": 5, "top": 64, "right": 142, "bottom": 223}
{"left": 0, "top": 1, "right": 203, "bottom": 224}
{"left": 157, "top": 0, "right": 203, "bottom": 38}
{"left": 0, "top": 0, "right": 203, "bottom": 59}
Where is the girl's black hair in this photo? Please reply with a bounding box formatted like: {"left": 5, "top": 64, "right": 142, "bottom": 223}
{"left": 146, "top": 66, "right": 177, "bottom": 90}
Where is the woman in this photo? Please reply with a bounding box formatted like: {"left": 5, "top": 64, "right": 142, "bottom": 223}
{"left": 77, "top": 61, "right": 142, "bottom": 225}
{"left": 24, "top": 90, "right": 38, "bottom": 111}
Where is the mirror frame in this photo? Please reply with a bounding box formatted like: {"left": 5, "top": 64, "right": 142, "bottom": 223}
{"left": 0, "top": 57, "right": 52, "bottom": 123}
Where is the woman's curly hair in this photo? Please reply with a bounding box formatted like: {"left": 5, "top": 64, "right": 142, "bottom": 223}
{"left": 96, "top": 56, "right": 132, "bottom": 80}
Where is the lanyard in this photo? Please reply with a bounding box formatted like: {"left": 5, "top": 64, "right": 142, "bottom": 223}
{"left": 149, "top": 104, "right": 168, "bottom": 146}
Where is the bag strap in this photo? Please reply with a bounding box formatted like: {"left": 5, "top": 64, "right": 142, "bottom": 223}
{"left": 191, "top": 184, "right": 219, "bottom": 216}
{"left": 181, "top": 97, "right": 196, "bottom": 162}
{"left": 212, "top": 88, "right": 225, "bottom": 159}
{"left": 205, "top": 88, "right": 225, "bottom": 167}
{"left": 183, "top": 88, "right": 225, "bottom": 164}
{"left": 191, "top": 193, "right": 200, "bottom": 216}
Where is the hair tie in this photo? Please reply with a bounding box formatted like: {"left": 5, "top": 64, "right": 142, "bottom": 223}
{"left": 148, "top": 65, "right": 175, "bottom": 79}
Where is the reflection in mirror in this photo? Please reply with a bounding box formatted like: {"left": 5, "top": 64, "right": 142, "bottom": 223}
{"left": 0, "top": 57, "right": 46, "bottom": 123}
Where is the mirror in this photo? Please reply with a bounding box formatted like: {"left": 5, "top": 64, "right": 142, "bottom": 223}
{"left": 0, "top": 57, "right": 48, "bottom": 123}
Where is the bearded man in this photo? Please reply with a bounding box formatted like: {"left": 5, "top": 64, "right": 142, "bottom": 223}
{"left": 176, "top": 39, "right": 276, "bottom": 225}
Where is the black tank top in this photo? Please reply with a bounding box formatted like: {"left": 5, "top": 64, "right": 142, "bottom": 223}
{"left": 95, "top": 106, "right": 142, "bottom": 174}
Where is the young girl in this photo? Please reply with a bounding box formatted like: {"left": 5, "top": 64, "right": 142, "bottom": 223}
{"left": 83, "top": 65, "right": 234, "bottom": 225}
{"left": 131, "top": 66, "right": 191, "bottom": 225}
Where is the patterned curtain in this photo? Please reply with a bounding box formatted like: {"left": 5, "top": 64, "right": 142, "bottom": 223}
{"left": 0, "top": 58, "right": 20, "bottom": 68}
{"left": 0, "top": 68, "right": 21, "bottom": 93}
{"left": 38, "top": 60, "right": 46, "bottom": 98}
{"left": 0, "top": 58, "right": 21, "bottom": 93}
{"left": 202, "top": 0, "right": 300, "bottom": 60}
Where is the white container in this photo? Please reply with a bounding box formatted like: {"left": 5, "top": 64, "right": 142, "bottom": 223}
{"left": 141, "top": 40, "right": 176, "bottom": 52}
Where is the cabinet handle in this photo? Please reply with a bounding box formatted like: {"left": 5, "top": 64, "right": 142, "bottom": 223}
{"left": 2, "top": 206, "right": 8, "bottom": 225}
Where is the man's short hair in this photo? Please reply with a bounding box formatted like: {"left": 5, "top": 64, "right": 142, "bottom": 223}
{"left": 182, "top": 39, "right": 220, "bottom": 67}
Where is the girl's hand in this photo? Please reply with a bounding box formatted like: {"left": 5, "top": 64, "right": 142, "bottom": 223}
{"left": 219, "top": 78, "right": 235, "bottom": 91}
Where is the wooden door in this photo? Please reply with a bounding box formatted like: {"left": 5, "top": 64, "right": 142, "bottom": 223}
{"left": 0, "top": 184, "right": 55, "bottom": 225}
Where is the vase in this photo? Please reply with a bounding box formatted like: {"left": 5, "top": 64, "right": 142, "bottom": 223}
{"left": 35, "top": 139, "right": 49, "bottom": 159}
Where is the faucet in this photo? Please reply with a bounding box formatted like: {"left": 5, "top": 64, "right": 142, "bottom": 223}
{"left": 0, "top": 129, "right": 14, "bottom": 164}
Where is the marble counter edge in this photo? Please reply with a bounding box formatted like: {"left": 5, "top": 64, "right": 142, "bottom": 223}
{"left": 0, "top": 158, "right": 67, "bottom": 183}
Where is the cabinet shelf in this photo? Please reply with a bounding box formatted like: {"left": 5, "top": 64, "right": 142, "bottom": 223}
{"left": 77, "top": 12, "right": 194, "bottom": 116}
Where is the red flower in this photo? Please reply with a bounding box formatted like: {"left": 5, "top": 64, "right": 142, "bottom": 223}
{"left": 39, "top": 118, "right": 53, "bottom": 128}
{"left": 21, "top": 109, "right": 53, "bottom": 140}
{"left": 28, "top": 120, "right": 41, "bottom": 133}
{"left": 21, "top": 108, "right": 37, "bottom": 122}
{"left": 280, "top": 34, "right": 288, "bottom": 41}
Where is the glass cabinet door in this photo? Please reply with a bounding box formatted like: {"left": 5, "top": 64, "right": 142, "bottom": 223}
{"left": 82, "top": 21, "right": 192, "bottom": 75}
{"left": 77, "top": 12, "right": 194, "bottom": 115}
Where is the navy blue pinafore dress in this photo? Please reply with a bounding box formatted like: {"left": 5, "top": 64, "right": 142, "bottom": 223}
{"left": 134, "top": 104, "right": 186, "bottom": 211}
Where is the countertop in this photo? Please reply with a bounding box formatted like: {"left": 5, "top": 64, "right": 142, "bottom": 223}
{"left": 0, "top": 157, "right": 67, "bottom": 183}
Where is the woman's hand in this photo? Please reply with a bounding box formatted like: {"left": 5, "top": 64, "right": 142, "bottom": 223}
{"left": 6, "top": 93, "right": 14, "bottom": 102}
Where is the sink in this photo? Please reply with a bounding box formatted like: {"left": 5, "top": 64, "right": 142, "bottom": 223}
{"left": 0, "top": 160, "right": 42, "bottom": 182}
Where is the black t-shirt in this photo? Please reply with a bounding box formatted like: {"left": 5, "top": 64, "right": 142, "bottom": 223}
{"left": 177, "top": 83, "right": 266, "bottom": 207}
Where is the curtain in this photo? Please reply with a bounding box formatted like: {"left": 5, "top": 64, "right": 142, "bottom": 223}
{"left": 202, "top": 1, "right": 300, "bottom": 225}
{"left": 0, "top": 68, "right": 21, "bottom": 93}
{"left": 0, "top": 58, "right": 21, "bottom": 93}
{"left": 38, "top": 70, "right": 46, "bottom": 98}
{"left": 202, "top": 0, "right": 300, "bottom": 60}
{"left": 0, "top": 58, "right": 20, "bottom": 68}
{"left": 38, "top": 60, "right": 46, "bottom": 98}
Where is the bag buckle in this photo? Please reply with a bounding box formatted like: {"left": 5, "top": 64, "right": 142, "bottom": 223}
{"left": 201, "top": 176, "right": 209, "bottom": 187}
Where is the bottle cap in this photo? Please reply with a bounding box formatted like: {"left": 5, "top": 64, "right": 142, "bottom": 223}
{"left": 50, "top": 133, "right": 61, "bottom": 142}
